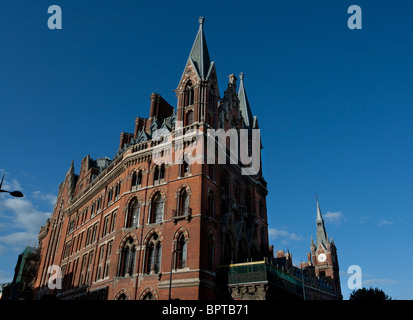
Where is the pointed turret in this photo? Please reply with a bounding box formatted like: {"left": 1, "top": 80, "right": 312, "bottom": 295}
{"left": 316, "top": 197, "right": 328, "bottom": 250}
{"left": 65, "top": 160, "right": 77, "bottom": 203}
{"left": 238, "top": 73, "right": 254, "bottom": 129}
{"left": 188, "top": 16, "right": 213, "bottom": 80}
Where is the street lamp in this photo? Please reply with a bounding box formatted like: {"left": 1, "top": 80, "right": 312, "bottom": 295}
{"left": 0, "top": 174, "right": 23, "bottom": 197}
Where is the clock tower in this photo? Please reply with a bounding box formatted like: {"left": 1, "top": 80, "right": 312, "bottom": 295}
{"left": 310, "top": 197, "right": 342, "bottom": 298}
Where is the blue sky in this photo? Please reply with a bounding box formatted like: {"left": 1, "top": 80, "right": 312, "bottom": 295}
{"left": 1, "top": 0, "right": 412, "bottom": 300}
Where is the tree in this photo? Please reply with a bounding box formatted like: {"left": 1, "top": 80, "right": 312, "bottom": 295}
{"left": 349, "top": 287, "right": 392, "bottom": 300}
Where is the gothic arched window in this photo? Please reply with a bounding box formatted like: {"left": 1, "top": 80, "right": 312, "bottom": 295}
{"left": 175, "top": 233, "right": 187, "bottom": 269}
{"left": 125, "top": 198, "right": 140, "bottom": 228}
{"left": 207, "top": 189, "right": 215, "bottom": 218}
{"left": 184, "top": 81, "right": 194, "bottom": 107}
{"left": 178, "top": 189, "right": 189, "bottom": 216}
{"left": 207, "top": 234, "right": 215, "bottom": 272}
{"left": 131, "top": 170, "right": 142, "bottom": 190}
{"left": 146, "top": 233, "right": 162, "bottom": 274}
{"left": 180, "top": 158, "right": 190, "bottom": 177}
{"left": 119, "top": 237, "right": 136, "bottom": 277}
{"left": 186, "top": 110, "right": 194, "bottom": 126}
{"left": 149, "top": 192, "right": 164, "bottom": 224}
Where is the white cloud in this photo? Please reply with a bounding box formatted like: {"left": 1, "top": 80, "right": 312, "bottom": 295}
{"left": 363, "top": 278, "right": 400, "bottom": 286}
{"left": 0, "top": 197, "right": 51, "bottom": 254}
{"left": 324, "top": 211, "right": 345, "bottom": 225}
{"left": 378, "top": 219, "right": 394, "bottom": 226}
{"left": 2, "top": 198, "right": 51, "bottom": 233}
{"left": 269, "top": 228, "right": 303, "bottom": 242}
{"left": 32, "top": 190, "right": 57, "bottom": 207}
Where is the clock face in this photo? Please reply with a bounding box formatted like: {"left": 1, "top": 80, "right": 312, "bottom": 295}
{"left": 317, "top": 253, "right": 327, "bottom": 263}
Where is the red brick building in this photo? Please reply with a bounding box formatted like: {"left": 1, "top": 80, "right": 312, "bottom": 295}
{"left": 33, "top": 17, "right": 269, "bottom": 300}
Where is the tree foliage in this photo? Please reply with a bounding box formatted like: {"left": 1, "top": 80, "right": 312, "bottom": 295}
{"left": 349, "top": 287, "right": 392, "bottom": 300}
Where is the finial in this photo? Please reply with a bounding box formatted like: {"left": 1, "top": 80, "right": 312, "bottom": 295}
{"left": 239, "top": 72, "right": 244, "bottom": 81}
{"left": 315, "top": 193, "right": 319, "bottom": 202}
{"left": 198, "top": 16, "right": 205, "bottom": 25}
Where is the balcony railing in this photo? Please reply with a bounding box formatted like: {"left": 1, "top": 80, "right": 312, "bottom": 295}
{"left": 172, "top": 207, "right": 192, "bottom": 223}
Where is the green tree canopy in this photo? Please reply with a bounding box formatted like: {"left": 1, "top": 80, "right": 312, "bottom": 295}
{"left": 349, "top": 287, "right": 392, "bottom": 300}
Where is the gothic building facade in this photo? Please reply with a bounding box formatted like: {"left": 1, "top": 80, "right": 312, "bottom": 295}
{"left": 33, "top": 17, "right": 269, "bottom": 300}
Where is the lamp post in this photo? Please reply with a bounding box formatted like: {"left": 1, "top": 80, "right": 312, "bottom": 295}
{"left": 0, "top": 174, "right": 23, "bottom": 197}
{"left": 168, "top": 248, "right": 181, "bottom": 300}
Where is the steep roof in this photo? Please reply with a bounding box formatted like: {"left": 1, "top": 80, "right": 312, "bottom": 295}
{"left": 238, "top": 72, "right": 254, "bottom": 129}
{"left": 188, "top": 17, "right": 212, "bottom": 79}
{"left": 316, "top": 198, "right": 329, "bottom": 249}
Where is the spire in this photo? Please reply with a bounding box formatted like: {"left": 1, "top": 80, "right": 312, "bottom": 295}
{"left": 315, "top": 195, "right": 328, "bottom": 249}
{"left": 188, "top": 16, "right": 212, "bottom": 79}
{"left": 316, "top": 195, "right": 323, "bottom": 221}
{"left": 238, "top": 72, "right": 254, "bottom": 129}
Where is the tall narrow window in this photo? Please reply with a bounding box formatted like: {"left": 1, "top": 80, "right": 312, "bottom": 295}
{"left": 150, "top": 193, "right": 164, "bottom": 224}
{"left": 110, "top": 211, "right": 117, "bottom": 233}
{"left": 146, "top": 233, "right": 162, "bottom": 274}
{"left": 107, "top": 189, "right": 113, "bottom": 204}
{"left": 126, "top": 199, "right": 140, "bottom": 228}
{"left": 186, "top": 110, "right": 194, "bottom": 126}
{"left": 207, "top": 234, "right": 215, "bottom": 272}
{"left": 184, "top": 81, "right": 194, "bottom": 107}
{"left": 131, "top": 172, "right": 137, "bottom": 189}
{"left": 119, "top": 237, "right": 136, "bottom": 277}
{"left": 175, "top": 233, "right": 187, "bottom": 269}
{"left": 178, "top": 189, "right": 189, "bottom": 216}
{"left": 208, "top": 164, "right": 214, "bottom": 181}
{"left": 208, "top": 190, "right": 215, "bottom": 218}
{"left": 180, "top": 159, "right": 189, "bottom": 177}
{"left": 154, "top": 166, "right": 159, "bottom": 184}
{"left": 160, "top": 164, "right": 165, "bottom": 181}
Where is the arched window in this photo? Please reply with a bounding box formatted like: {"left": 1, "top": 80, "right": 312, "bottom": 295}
{"left": 209, "top": 85, "right": 216, "bottom": 110}
{"left": 131, "top": 170, "right": 143, "bottom": 190}
{"left": 207, "top": 234, "right": 215, "bottom": 272}
{"left": 142, "top": 292, "right": 154, "bottom": 300}
{"left": 146, "top": 233, "right": 162, "bottom": 274}
{"left": 154, "top": 165, "right": 165, "bottom": 185}
{"left": 119, "top": 237, "right": 136, "bottom": 277}
{"left": 178, "top": 189, "right": 189, "bottom": 216}
{"left": 160, "top": 164, "right": 165, "bottom": 180}
{"left": 207, "top": 190, "right": 215, "bottom": 218}
{"left": 154, "top": 165, "right": 159, "bottom": 183}
{"left": 175, "top": 233, "right": 187, "bottom": 269}
{"left": 149, "top": 192, "right": 164, "bottom": 224}
{"left": 184, "top": 81, "right": 194, "bottom": 107}
{"left": 180, "top": 158, "right": 190, "bottom": 177}
{"left": 117, "top": 293, "right": 128, "bottom": 300}
{"left": 125, "top": 199, "right": 140, "bottom": 228}
{"left": 186, "top": 110, "right": 194, "bottom": 126}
